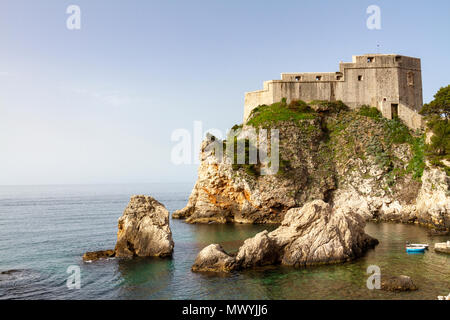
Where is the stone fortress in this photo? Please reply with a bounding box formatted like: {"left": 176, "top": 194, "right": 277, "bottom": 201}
{"left": 244, "top": 54, "right": 424, "bottom": 129}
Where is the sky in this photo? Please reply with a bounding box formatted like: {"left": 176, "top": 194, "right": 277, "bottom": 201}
{"left": 0, "top": 0, "right": 449, "bottom": 185}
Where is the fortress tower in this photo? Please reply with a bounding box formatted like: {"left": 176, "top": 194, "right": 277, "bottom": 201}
{"left": 244, "top": 54, "right": 423, "bottom": 129}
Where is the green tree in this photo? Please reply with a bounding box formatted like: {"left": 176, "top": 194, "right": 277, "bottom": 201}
{"left": 422, "top": 86, "right": 450, "bottom": 175}
{"left": 427, "top": 119, "right": 450, "bottom": 156}
{"left": 420, "top": 85, "right": 450, "bottom": 119}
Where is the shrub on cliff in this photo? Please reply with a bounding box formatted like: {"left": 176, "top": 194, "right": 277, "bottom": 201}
{"left": 358, "top": 105, "right": 382, "bottom": 119}
{"left": 247, "top": 100, "right": 316, "bottom": 128}
{"left": 420, "top": 85, "right": 449, "bottom": 119}
{"left": 309, "top": 100, "right": 349, "bottom": 113}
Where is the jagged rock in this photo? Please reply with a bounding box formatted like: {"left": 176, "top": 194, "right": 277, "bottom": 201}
{"left": 115, "top": 195, "right": 174, "bottom": 258}
{"left": 192, "top": 200, "right": 378, "bottom": 272}
{"left": 268, "top": 200, "right": 378, "bottom": 267}
{"left": 191, "top": 244, "right": 236, "bottom": 272}
{"left": 381, "top": 275, "right": 418, "bottom": 292}
{"left": 82, "top": 250, "right": 115, "bottom": 262}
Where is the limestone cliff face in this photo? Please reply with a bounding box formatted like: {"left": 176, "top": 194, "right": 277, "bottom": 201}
{"left": 174, "top": 104, "right": 449, "bottom": 231}
{"left": 333, "top": 166, "right": 450, "bottom": 230}
{"left": 173, "top": 119, "right": 335, "bottom": 224}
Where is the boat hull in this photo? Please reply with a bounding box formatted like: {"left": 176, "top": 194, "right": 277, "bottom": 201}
{"left": 406, "top": 247, "right": 425, "bottom": 253}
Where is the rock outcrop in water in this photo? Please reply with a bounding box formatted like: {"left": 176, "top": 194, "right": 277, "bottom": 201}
{"left": 82, "top": 250, "right": 115, "bottom": 262}
{"left": 83, "top": 195, "right": 174, "bottom": 261}
{"left": 191, "top": 244, "right": 236, "bottom": 272}
{"left": 381, "top": 275, "right": 418, "bottom": 292}
{"left": 192, "top": 200, "right": 378, "bottom": 272}
{"left": 174, "top": 102, "right": 450, "bottom": 231}
{"left": 115, "top": 195, "right": 174, "bottom": 258}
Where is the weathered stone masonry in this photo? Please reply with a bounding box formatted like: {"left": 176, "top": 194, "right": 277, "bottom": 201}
{"left": 244, "top": 54, "right": 423, "bottom": 129}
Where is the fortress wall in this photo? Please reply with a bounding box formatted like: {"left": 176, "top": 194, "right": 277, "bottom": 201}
{"left": 398, "top": 67, "right": 423, "bottom": 112}
{"left": 281, "top": 72, "right": 338, "bottom": 81}
{"left": 398, "top": 104, "right": 424, "bottom": 130}
{"left": 243, "top": 54, "right": 424, "bottom": 129}
{"left": 244, "top": 81, "right": 274, "bottom": 121}
{"left": 271, "top": 81, "right": 333, "bottom": 103}
{"left": 336, "top": 59, "right": 401, "bottom": 109}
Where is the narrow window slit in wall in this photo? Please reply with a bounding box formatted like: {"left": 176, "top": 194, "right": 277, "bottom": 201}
{"left": 358, "top": 75, "right": 363, "bottom": 81}
{"left": 316, "top": 76, "right": 322, "bottom": 81}
{"left": 367, "top": 57, "right": 374, "bottom": 63}
{"left": 407, "top": 72, "right": 414, "bottom": 86}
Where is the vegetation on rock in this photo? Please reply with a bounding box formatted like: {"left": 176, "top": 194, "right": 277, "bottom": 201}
{"left": 247, "top": 98, "right": 316, "bottom": 128}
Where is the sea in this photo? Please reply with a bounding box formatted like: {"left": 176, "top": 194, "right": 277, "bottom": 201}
{"left": 0, "top": 183, "right": 448, "bottom": 300}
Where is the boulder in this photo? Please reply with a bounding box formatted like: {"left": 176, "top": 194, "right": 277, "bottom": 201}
{"left": 192, "top": 200, "right": 378, "bottom": 272}
{"left": 82, "top": 250, "right": 115, "bottom": 262}
{"left": 267, "top": 200, "right": 378, "bottom": 267}
{"left": 114, "top": 195, "right": 174, "bottom": 258}
{"left": 235, "top": 230, "right": 279, "bottom": 268}
{"left": 191, "top": 244, "right": 236, "bottom": 272}
{"left": 381, "top": 275, "right": 418, "bottom": 292}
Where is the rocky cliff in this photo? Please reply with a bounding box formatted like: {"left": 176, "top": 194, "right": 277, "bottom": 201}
{"left": 174, "top": 101, "right": 450, "bottom": 231}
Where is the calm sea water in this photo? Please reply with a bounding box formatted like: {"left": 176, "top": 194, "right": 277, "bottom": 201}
{"left": 0, "top": 183, "right": 448, "bottom": 300}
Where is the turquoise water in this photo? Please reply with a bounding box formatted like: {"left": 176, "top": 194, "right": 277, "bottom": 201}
{"left": 0, "top": 184, "right": 448, "bottom": 300}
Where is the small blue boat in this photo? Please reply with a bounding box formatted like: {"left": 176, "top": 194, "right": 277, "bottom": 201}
{"left": 406, "top": 246, "right": 426, "bottom": 253}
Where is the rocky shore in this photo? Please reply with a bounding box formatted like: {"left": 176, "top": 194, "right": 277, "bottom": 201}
{"left": 192, "top": 200, "right": 378, "bottom": 272}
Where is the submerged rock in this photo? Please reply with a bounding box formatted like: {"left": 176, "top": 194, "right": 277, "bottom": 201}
{"left": 381, "top": 275, "right": 418, "bottom": 292}
{"left": 115, "top": 195, "right": 174, "bottom": 258}
{"left": 82, "top": 250, "right": 115, "bottom": 262}
{"left": 192, "top": 200, "right": 378, "bottom": 272}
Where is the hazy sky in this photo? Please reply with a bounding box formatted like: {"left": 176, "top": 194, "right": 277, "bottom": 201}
{"left": 0, "top": 0, "right": 449, "bottom": 185}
